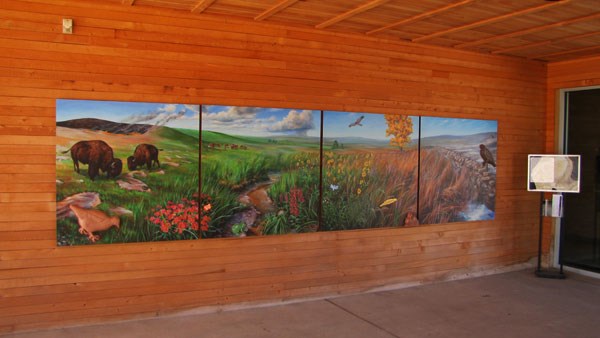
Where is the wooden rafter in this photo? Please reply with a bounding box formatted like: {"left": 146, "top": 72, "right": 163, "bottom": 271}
{"left": 412, "top": 0, "right": 570, "bottom": 43}
{"left": 530, "top": 44, "right": 600, "bottom": 60}
{"left": 491, "top": 31, "right": 600, "bottom": 55}
{"left": 255, "top": 0, "right": 300, "bottom": 21}
{"left": 492, "top": 41, "right": 552, "bottom": 55}
{"left": 191, "top": 0, "right": 217, "bottom": 14}
{"left": 316, "top": 0, "right": 390, "bottom": 29}
{"left": 122, "top": 0, "right": 135, "bottom": 5}
{"left": 455, "top": 11, "right": 600, "bottom": 49}
{"left": 366, "top": 0, "right": 475, "bottom": 36}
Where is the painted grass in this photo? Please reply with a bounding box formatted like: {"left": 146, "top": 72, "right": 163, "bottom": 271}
{"left": 321, "top": 149, "right": 418, "bottom": 230}
{"left": 200, "top": 135, "right": 320, "bottom": 237}
{"left": 264, "top": 152, "right": 320, "bottom": 234}
{"left": 56, "top": 127, "right": 200, "bottom": 246}
{"left": 418, "top": 148, "right": 478, "bottom": 224}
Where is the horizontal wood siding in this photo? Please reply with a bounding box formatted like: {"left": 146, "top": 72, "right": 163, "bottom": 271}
{"left": 0, "top": 0, "right": 546, "bottom": 333}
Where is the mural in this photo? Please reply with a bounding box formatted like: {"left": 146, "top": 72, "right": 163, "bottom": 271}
{"left": 418, "top": 117, "right": 498, "bottom": 224}
{"left": 321, "top": 111, "right": 420, "bottom": 230}
{"left": 56, "top": 100, "right": 201, "bottom": 245}
{"left": 56, "top": 99, "right": 499, "bottom": 245}
{"left": 201, "top": 105, "right": 321, "bottom": 237}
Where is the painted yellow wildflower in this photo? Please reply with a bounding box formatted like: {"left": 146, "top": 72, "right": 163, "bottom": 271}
{"left": 357, "top": 188, "right": 362, "bottom": 195}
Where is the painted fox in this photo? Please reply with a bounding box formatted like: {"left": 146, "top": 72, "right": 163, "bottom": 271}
{"left": 69, "top": 204, "right": 120, "bottom": 242}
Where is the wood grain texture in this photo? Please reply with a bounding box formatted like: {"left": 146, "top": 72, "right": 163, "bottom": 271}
{"left": 315, "top": 0, "right": 390, "bottom": 29}
{"left": 191, "top": 0, "right": 217, "bottom": 14}
{"left": 456, "top": 11, "right": 600, "bottom": 50}
{"left": 133, "top": 0, "right": 600, "bottom": 62}
{"left": 0, "top": 0, "right": 549, "bottom": 333}
{"left": 412, "top": 0, "right": 570, "bottom": 43}
{"left": 366, "top": 0, "right": 476, "bottom": 36}
{"left": 254, "top": 0, "right": 300, "bottom": 22}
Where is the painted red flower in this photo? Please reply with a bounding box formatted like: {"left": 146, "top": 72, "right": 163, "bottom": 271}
{"left": 148, "top": 193, "right": 213, "bottom": 239}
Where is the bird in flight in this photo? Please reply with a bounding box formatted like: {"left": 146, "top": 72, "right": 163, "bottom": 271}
{"left": 349, "top": 115, "right": 365, "bottom": 128}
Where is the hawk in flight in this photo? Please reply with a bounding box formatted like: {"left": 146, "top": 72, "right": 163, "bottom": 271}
{"left": 349, "top": 115, "right": 365, "bottom": 128}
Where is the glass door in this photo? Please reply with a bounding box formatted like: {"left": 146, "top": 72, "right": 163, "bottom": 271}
{"left": 560, "top": 88, "right": 600, "bottom": 273}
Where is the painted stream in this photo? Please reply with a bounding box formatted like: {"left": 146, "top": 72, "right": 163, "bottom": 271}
{"left": 229, "top": 173, "right": 281, "bottom": 234}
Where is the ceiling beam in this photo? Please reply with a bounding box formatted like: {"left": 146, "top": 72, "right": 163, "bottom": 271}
{"left": 366, "top": 0, "right": 475, "bottom": 36}
{"left": 530, "top": 44, "right": 600, "bottom": 60}
{"left": 316, "top": 0, "right": 390, "bottom": 29}
{"left": 455, "top": 10, "right": 600, "bottom": 49}
{"left": 491, "top": 31, "right": 600, "bottom": 55}
{"left": 122, "top": 0, "right": 135, "bottom": 5}
{"left": 191, "top": 0, "right": 217, "bottom": 14}
{"left": 412, "top": 0, "right": 570, "bottom": 43}
{"left": 492, "top": 41, "right": 552, "bottom": 56}
{"left": 255, "top": 0, "right": 300, "bottom": 21}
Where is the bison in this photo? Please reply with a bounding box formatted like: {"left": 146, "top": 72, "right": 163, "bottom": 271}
{"left": 127, "top": 144, "right": 161, "bottom": 171}
{"left": 62, "top": 140, "right": 122, "bottom": 180}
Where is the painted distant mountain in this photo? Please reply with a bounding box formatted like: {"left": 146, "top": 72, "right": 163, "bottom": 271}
{"left": 323, "top": 136, "right": 390, "bottom": 146}
{"left": 57, "top": 118, "right": 154, "bottom": 135}
{"left": 421, "top": 132, "right": 497, "bottom": 148}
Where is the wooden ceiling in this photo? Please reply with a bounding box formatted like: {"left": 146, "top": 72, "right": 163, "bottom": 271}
{"left": 119, "top": 0, "right": 600, "bottom": 62}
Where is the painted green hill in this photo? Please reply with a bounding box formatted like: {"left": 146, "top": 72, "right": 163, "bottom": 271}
{"left": 201, "top": 131, "right": 270, "bottom": 145}
{"left": 154, "top": 126, "right": 200, "bottom": 150}
{"left": 176, "top": 128, "right": 200, "bottom": 139}
{"left": 201, "top": 131, "right": 320, "bottom": 149}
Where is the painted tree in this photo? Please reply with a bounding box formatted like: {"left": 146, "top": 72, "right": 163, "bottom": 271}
{"left": 385, "top": 114, "right": 413, "bottom": 150}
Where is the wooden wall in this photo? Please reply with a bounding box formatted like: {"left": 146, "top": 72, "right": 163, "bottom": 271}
{"left": 0, "top": 0, "right": 547, "bottom": 333}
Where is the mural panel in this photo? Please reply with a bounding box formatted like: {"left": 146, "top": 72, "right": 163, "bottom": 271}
{"left": 419, "top": 117, "right": 498, "bottom": 224}
{"left": 201, "top": 105, "right": 321, "bottom": 237}
{"left": 321, "top": 111, "right": 420, "bottom": 230}
{"left": 56, "top": 100, "right": 200, "bottom": 245}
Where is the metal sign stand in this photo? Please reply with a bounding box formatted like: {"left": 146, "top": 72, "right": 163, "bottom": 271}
{"left": 535, "top": 192, "right": 566, "bottom": 279}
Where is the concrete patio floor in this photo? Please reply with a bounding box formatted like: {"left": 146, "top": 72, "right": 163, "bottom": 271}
{"left": 5, "top": 269, "right": 600, "bottom": 338}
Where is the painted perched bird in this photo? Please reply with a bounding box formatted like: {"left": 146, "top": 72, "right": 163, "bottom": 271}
{"left": 479, "top": 144, "right": 496, "bottom": 169}
{"left": 349, "top": 115, "right": 365, "bottom": 128}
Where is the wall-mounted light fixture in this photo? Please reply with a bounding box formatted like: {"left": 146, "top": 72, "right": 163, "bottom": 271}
{"left": 62, "top": 18, "right": 73, "bottom": 34}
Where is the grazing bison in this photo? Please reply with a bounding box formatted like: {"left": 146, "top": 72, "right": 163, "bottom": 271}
{"left": 62, "top": 140, "right": 123, "bottom": 180}
{"left": 127, "top": 144, "right": 161, "bottom": 171}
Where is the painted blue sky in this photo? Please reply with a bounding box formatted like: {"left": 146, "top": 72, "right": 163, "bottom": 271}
{"left": 421, "top": 117, "right": 497, "bottom": 138}
{"left": 323, "top": 111, "right": 419, "bottom": 141}
{"left": 202, "top": 105, "right": 321, "bottom": 137}
{"left": 56, "top": 99, "right": 200, "bottom": 130}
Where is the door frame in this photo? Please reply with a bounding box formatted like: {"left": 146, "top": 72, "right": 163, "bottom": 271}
{"left": 554, "top": 85, "right": 600, "bottom": 278}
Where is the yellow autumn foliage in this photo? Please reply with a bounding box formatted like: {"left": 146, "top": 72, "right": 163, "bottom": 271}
{"left": 384, "top": 114, "right": 413, "bottom": 150}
